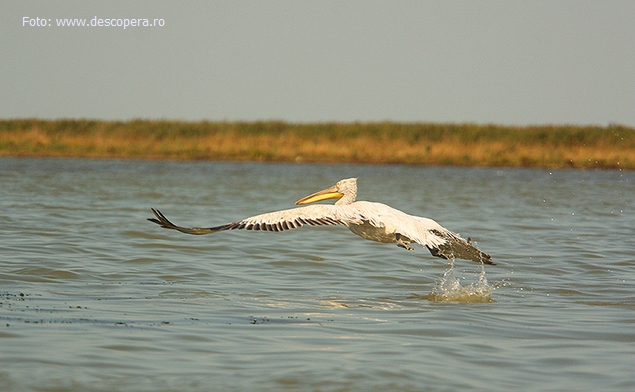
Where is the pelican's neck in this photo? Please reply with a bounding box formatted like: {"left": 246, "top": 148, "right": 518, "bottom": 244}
{"left": 333, "top": 178, "right": 357, "bottom": 205}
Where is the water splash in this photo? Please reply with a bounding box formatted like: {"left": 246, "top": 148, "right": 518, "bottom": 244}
{"left": 427, "top": 260, "right": 494, "bottom": 303}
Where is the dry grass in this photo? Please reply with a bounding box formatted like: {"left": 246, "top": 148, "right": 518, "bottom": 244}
{"left": 1, "top": 119, "right": 633, "bottom": 169}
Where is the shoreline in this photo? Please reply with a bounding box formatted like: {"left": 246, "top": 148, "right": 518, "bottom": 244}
{"left": 1, "top": 119, "right": 633, "bottom": 169}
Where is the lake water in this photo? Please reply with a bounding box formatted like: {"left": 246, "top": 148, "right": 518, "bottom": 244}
{"left": 1, "top": 157, "right": 634, "bottom": 391}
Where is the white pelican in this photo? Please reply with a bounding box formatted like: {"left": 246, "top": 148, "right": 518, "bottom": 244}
{"left": 148, "top": 178, "right": 493, "bottom": 265}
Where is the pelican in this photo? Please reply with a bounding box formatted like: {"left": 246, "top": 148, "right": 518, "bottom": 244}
{"left": 148, "top": 178, "right": 493, "bottom": 265}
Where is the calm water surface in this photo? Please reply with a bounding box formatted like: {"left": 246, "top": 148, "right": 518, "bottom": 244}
{"left": 1, "top": 157, "right": 634, "bottom": 391}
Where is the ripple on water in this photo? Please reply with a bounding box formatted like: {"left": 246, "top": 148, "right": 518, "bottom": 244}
{"left": 9, "top": 267, "right": 81, "bottom": 283}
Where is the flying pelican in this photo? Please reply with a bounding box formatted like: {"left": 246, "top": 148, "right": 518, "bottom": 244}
{"left": 148, "top": 178, "right": 493, "bottom": 265}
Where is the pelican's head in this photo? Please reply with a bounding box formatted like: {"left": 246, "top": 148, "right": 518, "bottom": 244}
{"left": 295, "top": 178, "right": 358, "bottom": 206}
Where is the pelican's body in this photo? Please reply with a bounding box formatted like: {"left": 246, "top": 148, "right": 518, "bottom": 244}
{"left": 149, "top": 178, "right": 493, "bottom": 265}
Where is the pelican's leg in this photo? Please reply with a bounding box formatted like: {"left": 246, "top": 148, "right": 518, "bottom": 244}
{"left": 395, "top": 233, "right": 414, "bottom": 251}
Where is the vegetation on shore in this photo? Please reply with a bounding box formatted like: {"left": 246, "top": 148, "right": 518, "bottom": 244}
{"left": 1, "top": 119, "right": 633, "bottom": 169}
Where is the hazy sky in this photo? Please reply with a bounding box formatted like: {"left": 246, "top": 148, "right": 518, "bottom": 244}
{"left": 2, "top": 1, "right": 634, "bottom": 126}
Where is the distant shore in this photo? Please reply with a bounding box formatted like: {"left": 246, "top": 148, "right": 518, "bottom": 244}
{"left": 1, "top": 119, "right": 633, "bottom": 169}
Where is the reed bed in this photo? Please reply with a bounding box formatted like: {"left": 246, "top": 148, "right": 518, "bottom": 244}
{"left": 1, "top": 119, "right": 633, "bottom": 169}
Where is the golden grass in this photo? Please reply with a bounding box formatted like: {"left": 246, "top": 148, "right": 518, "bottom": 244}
{"left": 1, "top": 119, "right": 634, "bottom": 169}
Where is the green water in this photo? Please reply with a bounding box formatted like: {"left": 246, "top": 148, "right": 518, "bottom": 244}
{"left": 1, "top": 157, "right": 634, "bottom": 391}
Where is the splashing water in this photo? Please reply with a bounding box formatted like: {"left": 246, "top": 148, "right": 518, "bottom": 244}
{"left": 427, "top": 260, "right": 494, "bottom": 303}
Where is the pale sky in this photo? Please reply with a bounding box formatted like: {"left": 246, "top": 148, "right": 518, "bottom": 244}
{"left": 2, "top": 1, "right": 634, "bottom": 126}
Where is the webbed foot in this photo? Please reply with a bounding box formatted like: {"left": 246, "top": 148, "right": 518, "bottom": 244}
{"left": 395, "top": 233, "right": 414, "bottom": 251}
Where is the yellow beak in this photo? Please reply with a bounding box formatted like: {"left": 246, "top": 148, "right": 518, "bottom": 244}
{"left": 295, "top": 185, "right": 344, "bottom": 205}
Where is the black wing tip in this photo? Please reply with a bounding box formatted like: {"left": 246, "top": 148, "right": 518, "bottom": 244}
{"left": 148, "top": 208, "right": 233, "bottom": 235}
{"left": 148, "top": 208, "right": 161, "bottom": 222}
{"left": 426, "top": 242, "right": 496, "bottom": 265}
{"left": 148, "top": 208, "right": 177, "bottom": 229}
{"left": 472, "top": 249, "right": 495, "bottom": 265}
{"left": 478, "top": 248, "right": 495, "bottom": 265}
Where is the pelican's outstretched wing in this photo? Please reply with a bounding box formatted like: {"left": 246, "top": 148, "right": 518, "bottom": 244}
{"left": 149, "top": 200, "right": 494, "bottom": 265}
{"left": 148, "top": 206, "right": 345, "bottom": 235}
